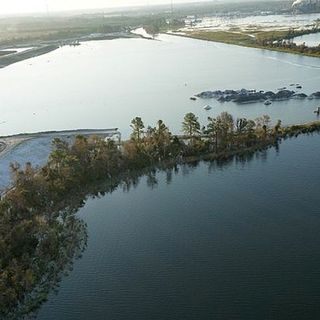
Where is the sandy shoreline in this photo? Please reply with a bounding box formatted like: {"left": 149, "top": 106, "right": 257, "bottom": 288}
{"left": 0, "top": 136, "right": 32, "bottom": 159}
{"left": 0, "top": 128, "right": 120, "bottom": 159}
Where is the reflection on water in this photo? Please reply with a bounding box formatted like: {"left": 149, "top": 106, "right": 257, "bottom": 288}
{"left": 1, "top": 34, "right": 320, "bottom": 138}
{"left": 3, "top": 202, "right": 88, "bottom": 320}
{"left": 119, "top": 142, "right": 279, "bottom": 193}
{"left": 5, "top": 133, "right": 320, "bottom": 319}
{"left": 5, "top": 137, "right": 282, "bottom": 319}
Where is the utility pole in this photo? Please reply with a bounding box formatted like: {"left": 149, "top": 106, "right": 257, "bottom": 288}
{"left": 45, "top": 1, "right": 50, "bottom": 17}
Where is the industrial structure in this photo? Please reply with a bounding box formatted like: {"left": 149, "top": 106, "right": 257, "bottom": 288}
{"left": 292, "top": 0, "right": 320, "bottom": 13}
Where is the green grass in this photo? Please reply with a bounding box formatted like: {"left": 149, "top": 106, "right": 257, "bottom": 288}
{"left": 185, "top": 31, "right": 256, "bottom": 46}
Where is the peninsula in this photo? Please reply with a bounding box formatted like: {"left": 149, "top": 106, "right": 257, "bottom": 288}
{"left": 2, "top": 110, "right": 320, "bottom": 318}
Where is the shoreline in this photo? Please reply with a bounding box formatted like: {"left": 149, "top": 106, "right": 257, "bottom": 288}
{"left": 0, "top": 136, "right": 32, "bottom": 160}
{"left": 0, "top": 128, "right": 120, "bottom": 158}
{"left": 0, "top": 45, "right": 60, "bottom": 69}
{"left": 168, "top": 32, "right": 320, "bottom": 59}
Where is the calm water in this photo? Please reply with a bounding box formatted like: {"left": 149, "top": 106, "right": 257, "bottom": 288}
{"left": 0, "top": 34, "right": 320, "bottom": 138}
{"left": 2, "top": 32, "right": 320, "bottom": 318}
{"left": 293, "top": 32, "right": 320, "bottom": 47}
{"left": 2, "top": 34, "right": 320, "bottom": 188}
{"left": 36, "top": 133, "right": 320, "bottom": 320}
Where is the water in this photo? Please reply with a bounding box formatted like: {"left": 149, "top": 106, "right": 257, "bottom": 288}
{"left": 183, "top": 13, "right": 320, "bottom": 32}
{"left": 36, "top": 133, "right": 320, "bottom": 320}
{"left": 1, "top": 31, "right": 320, "bottom": 318}
{"left": 0, "top": 34, "right": 320, "bottom": 139}
{"left": 293, "top": 32, "right": 320, "bottom": 47}
{"left": 2, "top": 33, "right": 320, "bottom": 189}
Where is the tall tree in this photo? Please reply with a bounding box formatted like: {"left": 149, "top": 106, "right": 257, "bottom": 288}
{"left": 236, "top": 118, "right": 248, "bottom": 134}
{"left": 217, "top": 112, "right": 234, "bottom": 136}
{"left": 153, "top": 120, "right": 171, "bottom": 158}
{"left": 130, "top": 117, "right": 145, "bottom": 142}
{"left": 274, "top": 120, "right": 282, "bottom": 134}
{"left": 214, "top": 112, "right": 234, "bottom": 148}
{"left": 207, "top": 116, "right": 222, "bottom": 151}
{"left": 255, "top": 115, "right": 271, "bottom": 136}
{"left": 182, "top": 113, "right": 200, "bottom": 137}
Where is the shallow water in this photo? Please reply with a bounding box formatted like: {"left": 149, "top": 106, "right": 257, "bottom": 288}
{"left": 36, "top": 133, "right": 320, "bottom": 320}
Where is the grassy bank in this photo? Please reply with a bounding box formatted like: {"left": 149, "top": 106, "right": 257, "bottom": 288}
{"left": 181, "top": 29, "right": 320, "bottom": 58}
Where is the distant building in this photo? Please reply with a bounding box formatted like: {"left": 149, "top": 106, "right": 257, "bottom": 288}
{"left": 292, "top": 0, "right": 320, "bottom": 13}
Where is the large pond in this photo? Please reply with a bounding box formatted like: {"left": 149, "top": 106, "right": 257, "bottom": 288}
{"left": 35, "top": 133, "right": 320, "bottom": 319}
{"left": 0, "top": 33, "right": 320, "bottom": 139}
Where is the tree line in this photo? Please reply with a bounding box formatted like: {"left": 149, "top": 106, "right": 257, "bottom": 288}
{"left": 256, "top": 27, "right": 320, "bottom": 56}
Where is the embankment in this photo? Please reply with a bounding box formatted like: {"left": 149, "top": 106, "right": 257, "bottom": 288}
{"left": 0, "top": 45, "right": 59, "bottom": 68}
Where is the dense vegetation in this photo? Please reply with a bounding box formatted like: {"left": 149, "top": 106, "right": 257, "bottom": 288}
{"left": 255, "top": 26, "right": 320, "bottom": 56}
{"left": 1, "top": 112, "right": 320, "bottom": 318}
{"left": 0, "top": 180, "right": 88, "bottom": 318}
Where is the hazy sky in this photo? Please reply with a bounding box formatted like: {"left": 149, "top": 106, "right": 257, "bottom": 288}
{"left": 0, "top": 0, "right": 216, "bottom": 14}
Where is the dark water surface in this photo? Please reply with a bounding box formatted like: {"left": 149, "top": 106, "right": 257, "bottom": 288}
{"left": 36, "top": 133, "right": 320, "bottom": 320}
